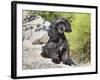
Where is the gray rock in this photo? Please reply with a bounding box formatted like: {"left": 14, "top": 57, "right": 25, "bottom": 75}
{"left": 43, "top": 21, "right": 51, "bottom": 30}
{"left": 22, "top": 44, "right": 69, "bottom": 69}
{"left": 23, "top": 28, "right": 32, "bottom": 40}
{"left": 22, "top": 14, "right": 70, "bottom": 69}
{"left": 23, "top": 15, "right": 44, "bottom": 26}
{"left": 43, "top": 21, "right": 51, "bottom": 27}
{"left": 30, "top": 31, "right": 49, "bottom": 44}
{"left": 22, "top": 14, "right": 50, "bottom": 44}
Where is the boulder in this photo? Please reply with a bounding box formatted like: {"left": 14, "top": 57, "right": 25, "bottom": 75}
{"left": 23, "top": 15, "right": 45, "bottom": 26}
{"left": 22, "top": 14, "right": 50, "bottom": 44}
{"left": 30, "top": 31, "right": 49, "bottom": 44}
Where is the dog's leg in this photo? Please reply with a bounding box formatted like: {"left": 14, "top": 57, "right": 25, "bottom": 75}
{"left": 61, "top": 51, "right": 75, "bottom": 66}
{"left": 41, "top": 46, "right": 51, "bottom": 58}
{"left": 50, "top": 50, "right": 61, "bottom": 64}
{"left": 51, "top": 55, "right": 61, "bottom": 64}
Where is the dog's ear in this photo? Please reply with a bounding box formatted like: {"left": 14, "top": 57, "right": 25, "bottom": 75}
{"left": 51, "top": 18, "right": 56, "bottom": 28}
{"left": 51, "top": 17, "right": 62, "bottom": 28}
{"left": 66, "top": 19, "right": 71, "bottom": 27}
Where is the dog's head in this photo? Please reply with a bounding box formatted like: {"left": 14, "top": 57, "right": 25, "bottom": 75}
{"left": 52, "top": 18, "right": 72, "bottom": 34}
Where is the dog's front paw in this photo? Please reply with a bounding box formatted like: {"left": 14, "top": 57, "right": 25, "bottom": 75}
{"left": 52, "top": 58, "right": 61, "bottom": 64}
{"left": 41, "top": 52, "right": 50, "bottom": 58}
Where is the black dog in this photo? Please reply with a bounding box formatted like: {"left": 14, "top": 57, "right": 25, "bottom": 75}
{"left": 41, "top": 18, "right": 75, "bottom": 66}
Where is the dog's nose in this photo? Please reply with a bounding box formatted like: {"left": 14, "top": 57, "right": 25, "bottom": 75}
{"left": 66, "top": 29, "right": 72, "bottom": 32}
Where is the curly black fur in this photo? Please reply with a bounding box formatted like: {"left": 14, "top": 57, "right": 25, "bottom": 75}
{"left": 41, "top": 18, "right": 75, "bottom": 66}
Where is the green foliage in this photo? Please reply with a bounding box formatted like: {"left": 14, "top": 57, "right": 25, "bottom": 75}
{"left": 65, "top": 13, "right": 91, "bottom": 50}
{"left": 26, "top": 10, "right": 91, "bottom": 64}
{"left": 64, "top": 13, "right": 91, "bottom": 64}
